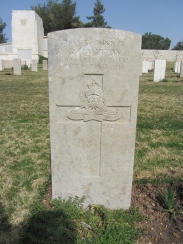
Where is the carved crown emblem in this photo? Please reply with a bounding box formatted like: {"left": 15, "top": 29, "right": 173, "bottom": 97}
{"left": 68, "top": 80, "right": 120, "bottom": 122}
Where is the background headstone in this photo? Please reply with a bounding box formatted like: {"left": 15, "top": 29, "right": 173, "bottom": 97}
{"left": 2, "top": 59, "right": 5, "bottom": 70}
{"left": 31, "top": 59, "right": 37, "bottom": 72}
{"left": 148, "top": 61, "right": 153, "bottom": 70}
{"left": 4, "top": 60, "right": 13, "bottom": 68}
{"left": 153, "top": 60, "right": 166, "bottom": 82}
{"left": 42, "top": 60, "right": 48, "bottom": 70}
{"left": 174, "top": 62, "right": 177, "bottom": 72}
{"left": 174, "top": 61, "right": 179, "bottom": 73}
{"left": 13, "top": 58, "right": 21, "bottom": 75}
{"left": 0, "top": 59, "right": 3, "bottom": 71}
{"left": 48, "top": 28, "right": 141, "bottom": 209}
{"left": 177, "top": 61, "right": 181, "bottom": 73}
{"left": 180, "top": 61, "right": 183, "bottom": 78}
{"left": 142, "top": 60, "right": 148, "bottom": 73}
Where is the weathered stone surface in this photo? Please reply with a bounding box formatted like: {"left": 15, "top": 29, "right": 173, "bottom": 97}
{"left": 153, "top": 60, "right": 166, "bottom": 82}
{"left": 180, "top": 61, "right": 183, "bottom": 77}
{"left": 42, "top": 60, "right": 47, "bottom": 70}
{"left": 31, "top": 59, "right": 37, "bottom": 71}
{"left": 13, "top": 58, "right": 21, "bottom": 75}
{"left": 48, "top": 28, "right": 141, "bottom": 209}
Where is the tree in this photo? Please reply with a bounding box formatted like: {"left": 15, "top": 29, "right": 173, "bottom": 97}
{"left": 172, "top": 40, "right": 183, "bottom": 50}
{"left": 31, "top": 0, "right": 82, "bottom": 35}
{"left": 84, "top": 0, "right": 110, "bottom": 28}
{"left": 0, "top": 17, "right": 7, "bottom": 43}
{"left": 142, "top": 32, "right": 171, "bottom": 50}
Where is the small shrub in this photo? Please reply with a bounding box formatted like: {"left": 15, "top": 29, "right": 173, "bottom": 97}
{"left": 21, "top": 63, "right": 29, "bottom": 70}
{"left": 161, "top": 78, "right": 168, "bottom": 82}
{"left": 156, "top": 185, "right": 183, "bottom": 223}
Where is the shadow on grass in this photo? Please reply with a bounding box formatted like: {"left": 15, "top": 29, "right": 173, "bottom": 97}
{"left": 19, "top": 209, "right": 77, "bottom": 244}
{"left": 0, "top": 202, "right": 12, "bottom": 243}
{"left": 0, "top": 201, "right": 77, "bottom": 244}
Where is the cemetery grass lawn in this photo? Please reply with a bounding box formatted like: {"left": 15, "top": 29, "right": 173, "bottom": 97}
{"left": 0, "top": 62, "right": 183, "bottom": 243}
{"left": 135, "top": 61, "right": 183, "bottom": 184}
{"left": 0, "top": 66, "right": 50, "bottom": 242}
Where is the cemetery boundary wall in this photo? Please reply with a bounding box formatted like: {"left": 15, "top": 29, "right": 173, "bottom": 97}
{"left": 142, "top": 49, "right": 183, "bottom": 61}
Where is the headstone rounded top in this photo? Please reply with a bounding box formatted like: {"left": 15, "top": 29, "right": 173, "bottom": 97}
{"left": 48, "top": 28, "right": 141, "bottom": 39}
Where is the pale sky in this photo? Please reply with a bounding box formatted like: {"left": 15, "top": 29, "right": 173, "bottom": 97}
{"left": 0, "top": 0, "right": 182, "bottom": 49}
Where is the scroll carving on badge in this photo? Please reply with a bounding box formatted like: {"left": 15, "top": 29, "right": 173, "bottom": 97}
{"left": 68, "top": 80, "right": 120, "bottom": 122}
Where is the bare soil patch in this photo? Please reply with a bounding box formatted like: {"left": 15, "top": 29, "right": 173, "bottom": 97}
{"left": 131, "top": 183, "right": 183, "bottom": 244}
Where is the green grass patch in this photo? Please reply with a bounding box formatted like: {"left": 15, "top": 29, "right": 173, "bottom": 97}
{"left": 135, "top": 63, "right": 183, "bottom": 183}
{"left": 19, "top": 197, "right": 146, "bottom": 244}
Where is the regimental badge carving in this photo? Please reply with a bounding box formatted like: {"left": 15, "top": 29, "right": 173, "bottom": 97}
{"left": 68, "top": 80, "right": 120, "bottom": 122}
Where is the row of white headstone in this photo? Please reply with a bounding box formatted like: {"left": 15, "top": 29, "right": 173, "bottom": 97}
{"left": 142, "top": 60, "right": 183, "bottom": 81}
{"left": 0, "top": 59, "right": 48, "bottom": 75}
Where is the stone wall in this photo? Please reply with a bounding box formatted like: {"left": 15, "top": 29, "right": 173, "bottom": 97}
{"left": 0, "top": 43, "right": 12, "bottom": 53}
{"left": 141, "top": 49, "right": 183, "bottom": 61}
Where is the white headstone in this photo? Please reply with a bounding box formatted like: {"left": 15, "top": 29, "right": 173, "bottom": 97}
{"left": 48, "top": 28, "right": 141, "bottom": 209}
{"left": 177, "top": 61, "right": 181, "bottom": 73}
{"left": 148, "top": 61, "right": 153, "bottom": 70}
{"left": 42, "top": 60, "right": 48, "bottom": 70}
{"left": 0, "top": 59, "right": 3, "bottom": 71}
{"left": 2, "top": 59, "right": 4, "bottom": 70}
{"left": 31, "top": 59, "right": 37, "bottom": 72}
{"left": 174, "top": 62, "right": 176, "bottom": 72}
{"left": 13, "top": 58, "right": 21, "bottom": 75}
{"left": 153, "top": 60, "right": 166, "bottom": 82}
{"left": 4, "top": 60, "right": 13, "bottom": 68}
{"left": 142, "top": 60, "right": 148, "bottom": 73}
{"left": 180, "top": 61, "right": 183, "bottom": 78}
{"left": 174, "top": 61, "right": 179, "bottom": 73}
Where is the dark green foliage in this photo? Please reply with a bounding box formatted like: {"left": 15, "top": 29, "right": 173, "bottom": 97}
{"left": 39, "top": 55, "right": 48, "bottom": 64}
{"left": 19, "top": 197, "right": 145, "bottom": 243}
{"left": 158, "top": 185, "right": 176, "bottom": 210}
{"left": 85, "top": 0, "right": 110, "bottom": 28}
{"left": 31, "top": 0, "right": 82, "bottom": 35}
{"left": 0, "top": 17, "right": 7, "bottom": 43}
{"left": 142, "top": 32, "right": 171, "bottom": 50}
{"left": 172, "top": 40, "right": 183, "bottom": 50}
{"left": 21, "top": 63, "right": 29, "bottom": 70}
{"left": 156, "top": 185, "right": 183, "bottom": 221}
{"left": 133, "top": 176, "right": 183, "bottom": 185}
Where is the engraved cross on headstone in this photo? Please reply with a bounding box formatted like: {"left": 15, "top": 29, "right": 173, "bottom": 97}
{"left": 56, "top": 74, "right": 131, "bottom": 178}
